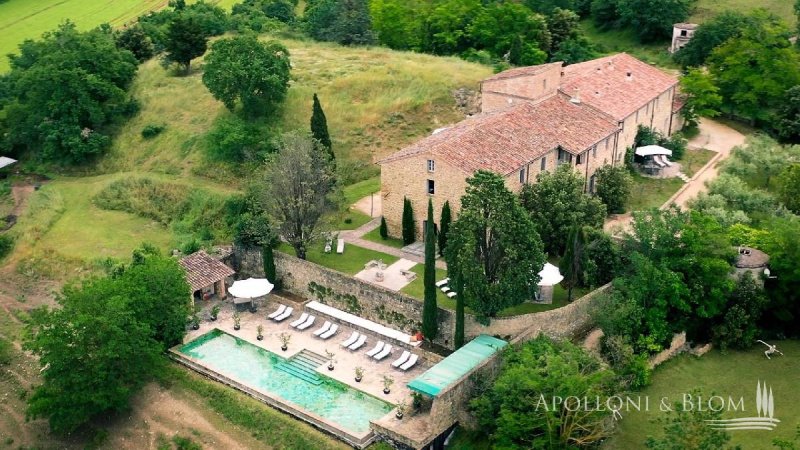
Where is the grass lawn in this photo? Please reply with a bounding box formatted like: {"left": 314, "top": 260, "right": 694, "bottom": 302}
{"left": 679, "top": 148, "right": 717, "bottom": 178}
{"left": 343, "top": 176, "right": 380, "bottom": 205}
{"left": 627, "top": 174, "right": 685, "bottom": 212}
{"left": 690, "top": 0, "right": 796, "bottom": 27}
{"left": 496, "top": 284, "right": 590, "bottom": 317}
{"left": 606, "top": 340, "right": 800, "bottom": 449}
{"left": 329, "top": 209, "right": 373, "bottom": 231}
{"left": 363, "top": 227, "right": 405, "bottom": 249}
{"left": 277, "top": 242, "right": 398, "bottom": 276}
{"left": 400, "top": 265, "right": 456, "bottom": 308}
{"left": 580, "top": 21, "right": 678, "bottom": 70}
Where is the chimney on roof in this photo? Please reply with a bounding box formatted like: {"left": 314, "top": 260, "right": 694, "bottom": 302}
{"left": 570, "top": 88, "right": 581, "bottom": 104}
{"left": 626, "top": 71, "right": 633, "bottom": 81}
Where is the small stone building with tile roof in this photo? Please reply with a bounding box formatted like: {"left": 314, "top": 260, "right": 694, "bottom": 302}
{"left": 378, "top": 53, "right": 681, "bottom": 237}
{"left": 179, "top": 250, "right": 235, "bottom": 304}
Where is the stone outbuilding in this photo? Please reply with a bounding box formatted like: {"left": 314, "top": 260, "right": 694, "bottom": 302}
{"left": 670, "top": 23, "right": 699, "bottom": 53}
{"left": 179, "top": 250, "right": 235, "bottom": 305}
{"left": 733, "top": 246, "right": 770, "bottom": 285}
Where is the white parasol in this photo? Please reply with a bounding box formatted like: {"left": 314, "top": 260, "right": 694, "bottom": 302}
{"left": 228, "top": 278, "right": 274, "bottom": 299}
{"left": 537, "top": 263, "right": 564, "bottom": 286}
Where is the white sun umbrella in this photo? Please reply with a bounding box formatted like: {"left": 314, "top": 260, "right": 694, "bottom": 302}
{"left": 228, "top": 278, "right": 274, "bottom": 299}
{"left": 537, "top": 263, "right": 564, "bottom": 286}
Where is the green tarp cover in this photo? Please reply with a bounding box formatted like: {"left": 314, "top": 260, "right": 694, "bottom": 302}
{"left": 407, "top": 334, "right": 508, "bottom": 397}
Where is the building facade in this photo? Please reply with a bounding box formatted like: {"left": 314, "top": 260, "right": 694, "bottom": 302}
{"left": 379, "top": 53, "right": 681, "bottom": 238}
{"left": 670, "top": 23, "right": 699, "bottom": 54}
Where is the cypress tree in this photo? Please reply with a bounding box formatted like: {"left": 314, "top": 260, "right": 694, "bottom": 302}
{"left": 438, "top": 201, "right": 451, "bottom": 257}
{"left": 310, "top": 93, "right": 333, "bottom": 160}
{"left": 262, "top": 243, "right": 277, "bottom": 284}
{"left": 559, "top": 225, "right": 585, "bottom": 301}
{"left": 402, "top": 197, "right": 415, "bottom": 245}
{"left": 454, "top": 275, "right": 465, "bottom": 349}
{"left": 379, "top": 216, "right": 388, "bottom": 240}
{"left": 422, "top": 198, "right": 438, "bottom": 341}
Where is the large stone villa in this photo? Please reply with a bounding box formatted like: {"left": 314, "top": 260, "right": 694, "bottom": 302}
{"left": 379, "top": 53, "right": 684, "bottom": 237}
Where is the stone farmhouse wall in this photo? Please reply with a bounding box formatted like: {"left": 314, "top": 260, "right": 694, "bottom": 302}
{"left": 232, "top": 246, "right": 607, "bottom": 350}
{"left": 617, "top": 86, "right": 677, "bottom": 157}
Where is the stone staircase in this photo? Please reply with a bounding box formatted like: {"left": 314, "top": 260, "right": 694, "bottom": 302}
{"left": 401, "top": 241, "right": 425, "bottom": 258}
{"left": 275, "top": 350, "right": 328, "bottom": 385}
{"left": 676, "top": 171, "right": 691, "bottom": 182}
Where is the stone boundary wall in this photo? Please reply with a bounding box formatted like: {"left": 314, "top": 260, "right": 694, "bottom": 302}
{"left": 233, "top": 246, "right": 609, "bottom": 349}
{"left": 648, "top": 332, "right": 688, "bottom": 369}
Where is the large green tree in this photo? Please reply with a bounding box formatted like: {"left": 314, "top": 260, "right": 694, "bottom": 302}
{"left": 673, "top": 11, "right": 750, "bottom": 68}
{"left": 24, "top": 250, "right": 190, "bottom": 433}
{"left": 762, "top": 216, "right": 800, "bottom": 336}
{"left": 707, "top": 17, "right": 800, "bottom": 125}
{"left": 616, "top": 0, "right": 695, "bottom": 43}
{"left": 472, "top": 335, "right": 616, "bottom": 448}
{"left": 163, "top": 14, "right": 208, "bottom": 73}
{"left": 202, "top": 36, "right": 291, "bottom": 117}
{"left": 520, "top": 164, "right": 606, "bottom": 255}
{"left": 722, "top": 135, "right": 797, "bottom": 189}
{"left": 422, "top": 198, "right": 438, "bottom": 340}
{"left": 305, "top": 0, "right": 375, "bottom": 45}
{"left": 679, "top": 68, "right": 722, "bottom": 126}
{"left": 593, "top": 165, "right": 632, "bottom": 214}
{"left": 467, "top": 2, "right": 552, "bottom": 58}
{"left": 310, "top": 93, "right": 333, "bottom": 159}
{"left": 0, "top": 22, "right": 138, "bottom": 163}
{"left": 776, "top": 86, "right": 800, "bottom": 144}
{"left": 445, "top": 171, "right": 545, "bottom": 323}
{"left": 559, "top": 225, "right": 586, "bottom": 301}
{"left": 777, "top": 164, "right": 800, "bottom": 214}
{"left": 646, "top": 391, "right": 735, "bottom": 450}
{"left": 260, "top": 131, "right": 336, "bottom": 259}
{"left": 114, "top": 24, "right": 155, "bottom": 62}
{"left": 438, "top": 200, "right": 451, "bottom": 257}
{"left": 369, "top": 0, "right": 422, "bottom": 50}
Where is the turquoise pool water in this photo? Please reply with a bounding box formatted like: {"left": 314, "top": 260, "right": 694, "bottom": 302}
{"left": 179, "top": 329, "right": 393, "bottom": 434}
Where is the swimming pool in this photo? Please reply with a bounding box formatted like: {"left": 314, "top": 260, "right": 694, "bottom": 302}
{"left": 178, "top": 329, "right": 393, "bottom": 435}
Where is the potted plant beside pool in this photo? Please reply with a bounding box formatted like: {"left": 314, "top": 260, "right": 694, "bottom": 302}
{"left": 190, "top": 315, "right": 200, "bottom": 330}
{"left": 233, "top": 312, "right": 241, "bottom": 330}
{"left": 279, "top": 332, "right": 291, "bottom": 351}
{"left": 382, "top": 375, "right": 394, "bottom": 395}
{"left": 257, "top": 324, "right": 264, "bottom": 341}
{"left": 395, "top": 400, "right": 407, "bottom": 420}
{"left": 354, "top": 366, "right": 364, "bottom": 382}
{"left": 325, "top": 350, "right": 336, "bottom": 371}
{"left": 210, "top": 304, "right": 220, "bottom": 321}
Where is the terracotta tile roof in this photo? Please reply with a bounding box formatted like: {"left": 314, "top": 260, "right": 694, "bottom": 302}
{"left": 560, "top": 53, "right": 678, "bottom": 121}
{"left": 483, "top": 62, "right": 563, "bottom": 83}
{"left": 379, "top": 94, "right": 618, "bottom": 175}
{"left": 179, "top": 250, "right": 235, "bottom": 292}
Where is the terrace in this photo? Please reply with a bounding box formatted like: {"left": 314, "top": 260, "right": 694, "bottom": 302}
{"left": 173, "top": 295, "right": 431, "bottom": 448}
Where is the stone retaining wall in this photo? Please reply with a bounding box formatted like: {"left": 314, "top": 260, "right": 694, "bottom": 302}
{"left": 233, "top": 246, "right": 608, "bottom": 349}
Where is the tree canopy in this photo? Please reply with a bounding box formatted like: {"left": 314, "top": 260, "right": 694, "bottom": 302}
{"left": 163, "top": 14, "right": 209, "bottom": 73}
{"left": 520, "top": 164, "right": 606, "bottom": 255}
{"left": 593, "top": 165, "right": 632, "bottom": 215}
{"left": 617, "top": 0, "right": 695, "bottom": 43}
{"left": 306, "top": 0, "right": 375, "bottom": 45}
{"left": 0, "top": 22, "right": 138, "bottom": 163}
{"left": 673, "top": 11, "right": 751, "bottom": 68}
{"left": 445, "top": 171, "right": 545, "bottom": 322}
{"left": 23, "top": 248, "right": 190, "bottom": 433}
{"left": 202, "top": 36, "right": 291, "bottom": 117}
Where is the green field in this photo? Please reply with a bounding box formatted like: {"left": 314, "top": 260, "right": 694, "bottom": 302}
{"left": 691, "top": 0, "right": 797, "bottom": 27}
{"left": 607, "top": 340, "right": 800, "bottom": 449}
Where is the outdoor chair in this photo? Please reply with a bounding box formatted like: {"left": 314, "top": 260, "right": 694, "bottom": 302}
{"left": 441, "top": 286, "right": 451, "bottom": 293}
{"left": 337, "top": 238, "right": 345, "bottom": 254}
{"left": 313, "top": 321, "right": 332, "bottom": 337}
{"left": 391, "top": 350, "right": 411, "bottom": 368}
{"left": 366, "top": 341, "right": 385, "bottom": 357}
{"left": 447, "top": 291, "right": 457, "bottom": 298}
{"left": 662, "top": 155, "right": 673, "bottom": 167}
{"left": 348, "top": 334, "right": 367, "bottom": 351}
{"left": 297, "top": 315, "right": 316, "bottom": 330}
{"left": 373, "top": 344, "right": 392, "bottom": 361}
{"left": 319, "top": 324, "right": 339, "bottom": 340}
{"left": 267, "top": 304, "right": 286, "bottom": 319}
{"left": 399, "top": 354, "right": 418, "bottom": 371}
{"left": 273, "top": 307, "right": 293, "bottom": 322}
{"left": 341, "top": 331, "right": 360, "bottom": 348}
{"left": 435, "top": 278, "right": 449, "bottom": 288}
{"left": 290, "top": 312, "right": 309, "bottom": 328}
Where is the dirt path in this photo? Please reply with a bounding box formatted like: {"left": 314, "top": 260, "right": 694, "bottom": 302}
{"left": 11, "top": 185, "right": 34, "bottom": 217}
{"left": 353, "top": 193, "right": 382, "bottom": 218}
{"left": 604, "top": 118, "right": 747, "bottom": 234}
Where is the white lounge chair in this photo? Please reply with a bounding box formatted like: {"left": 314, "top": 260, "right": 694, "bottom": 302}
{"left": 337, "top": 238, "right": 345, "bottom": 254}
{"left": 297, "top": 315, "right": 316, "bottom": 330}
{"left": 273, "top": 306, "right": 293, "bottom": 322}
{"left": 290, "top": 312, "right": 309, "bottom": 328}
{"left": 348, "top": 334, "right": 367, "bottom": 350}
{"left": 267, "top": 304, "right": 286, "bottom": 319}
{"left": 341, "top": 331, "right": 360, "bottom": 348}
{"left": 654, "top": 155, "right": 667, "bottom": 168}
{"left": 399, "top": 354, "right": 418, "bottom": 371}
{"left": 366, "top": 341, "right": 385, "bottom": 357}
{"left": 662, "top": 155, "right": 673, "bottom": 167}
{"left": 391, "top": 351, "right": 411, "bottom": 368}
{"left": 441, "top": 286, "right": 451, "bottom": 293}
{"left": 313, "top": 321, "right": 332, "bottom": 337}
{"left": 447, "top": 291, "right": 457, "bottom": 298}
{"left": 320, "top": 324, "right": 339, "bottom": 339}
{"left": 373, "top": 344, "right": 392, "bottom": 360}
{"left": 435, "top": 278, "right": 449, "bottom": 288}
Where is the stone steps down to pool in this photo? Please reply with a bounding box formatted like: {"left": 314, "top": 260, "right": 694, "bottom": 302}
{"left": 275, "top": 350, "right": 328, "bottom": 385}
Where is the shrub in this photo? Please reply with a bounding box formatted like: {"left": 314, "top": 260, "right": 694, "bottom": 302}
{"left": 593, "top": 165, "right": 631, "bottom": 214}
{"left": 401, "top": 197, "right": 415, "bottom": 245}
{"left": 0, "top": 234, "right": 15, "bottom": 260}
{"left": 141, "top": 124, "right": 166, "bottom": 139}
{"left": 379, "top": 216, "right": 388, "bottom": 239}
{"left": 206, "top": 115, "right": 273, "bottom": 162}
{"left": 712, "top": 273, "right": 767, "bottom": 351}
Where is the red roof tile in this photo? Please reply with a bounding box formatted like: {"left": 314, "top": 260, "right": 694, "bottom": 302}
{"left": 560, "top": 53, "right": 678, "bottom": 120}
{"left": 179, "top": 250, "right": 235, "bottom": 292}
{"left": 379, "top": 94, "right": 618, "bottom": 175}
{"left": 483, "top": 62, "right": 563, "bottom": 83}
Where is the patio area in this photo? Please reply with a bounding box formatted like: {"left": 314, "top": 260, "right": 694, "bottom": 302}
{"left": 183, "top": 296, "right": 427, "bottom": 408}
{"left": 354, "top": 258, "right": 419, "bottom": 291}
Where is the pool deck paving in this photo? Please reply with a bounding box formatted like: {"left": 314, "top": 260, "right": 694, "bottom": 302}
{"left": 183, "top": 300, "right": 426, "bottom": 411}
{"left": 354, "top": 258, "right": 418, "bottom": 291}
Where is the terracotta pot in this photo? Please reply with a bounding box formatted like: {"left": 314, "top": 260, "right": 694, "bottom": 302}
{"left": 234, "top": 325, "right": 240, "bottom": 331}
{"left": 281, "top": 345, "right": 288, "bottom": 351}
{"left": 383, "top": 388, "right": 391, "bottom": 395}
